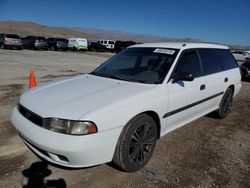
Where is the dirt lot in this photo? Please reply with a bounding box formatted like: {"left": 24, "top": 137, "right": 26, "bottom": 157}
{"left": 0, "top": 49, "right": 249, "bottom": 188}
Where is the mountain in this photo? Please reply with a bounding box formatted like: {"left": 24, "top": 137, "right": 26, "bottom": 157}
{"left": 0, "top": 21, "right": 249, "bottom": 49}
{"left": 0, "top": 21, "right": 201, "bottom": 43}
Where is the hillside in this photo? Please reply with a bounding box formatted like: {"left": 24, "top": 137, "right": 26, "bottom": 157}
{"left": 0, "top": 21, "right": 249, "bottom": 49}
{"left": 0, "top": 21, "right": 201, "bottom": 43}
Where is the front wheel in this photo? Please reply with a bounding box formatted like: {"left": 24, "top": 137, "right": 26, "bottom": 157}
{"left": 113, "top": 114, "right": 157, "bottom": 172}
{"left": 216, "top": 87, "right": 234, "bottom": 119}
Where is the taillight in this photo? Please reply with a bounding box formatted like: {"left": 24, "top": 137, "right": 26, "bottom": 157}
{"left": 4, "top": 37, "right": 10, "bottom": 43}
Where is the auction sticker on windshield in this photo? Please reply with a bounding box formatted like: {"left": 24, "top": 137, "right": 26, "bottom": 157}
{"left": 154, "top": 48, "right": 175, "bottom": 55}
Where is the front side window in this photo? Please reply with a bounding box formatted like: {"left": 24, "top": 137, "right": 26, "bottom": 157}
{"left": 92, "top": 48, "right": 179, "bottom": 84}
{"left": 175, "top": 51, "right": 202, "bottom": 78}
{"left": 199, "top": 49, "right": 223, "bottom": 75}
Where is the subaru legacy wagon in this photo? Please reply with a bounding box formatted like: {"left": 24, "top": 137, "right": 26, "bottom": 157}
{"left": 11, "top": 42, "right": 241, "bottom": 172}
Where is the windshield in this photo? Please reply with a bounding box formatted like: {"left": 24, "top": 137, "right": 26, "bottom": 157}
{"left": 91, "top": 47, "right": 179, "bottom": 84}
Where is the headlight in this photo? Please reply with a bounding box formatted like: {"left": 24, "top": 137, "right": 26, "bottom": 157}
{"left": 43, "top": 118, "right": 97, "bottom": 135}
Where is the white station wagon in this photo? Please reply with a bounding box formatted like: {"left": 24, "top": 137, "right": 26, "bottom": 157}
{"left": 11, "top": 42, "right": 241, "bottom": 172}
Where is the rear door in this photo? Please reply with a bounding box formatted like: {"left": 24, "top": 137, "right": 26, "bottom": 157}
{"left": 197, "top": 48, "right": 225, "bottom": 111}
{"left": 165, "top": 50, "right": 205, "bottom": 133}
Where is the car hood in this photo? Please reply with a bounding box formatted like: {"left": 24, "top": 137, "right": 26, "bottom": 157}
{"left": 19, "top": 74, "right": 156, "bottom": 120}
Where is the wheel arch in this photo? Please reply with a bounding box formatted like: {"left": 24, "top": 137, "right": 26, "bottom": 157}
{"left": 139, "top": 110, "right": 161, "bottom": 139}
{"left": 228, "top": 84, "right": 235, "bottom": 94}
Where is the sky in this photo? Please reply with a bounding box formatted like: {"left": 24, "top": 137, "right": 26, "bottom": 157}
{"left": 0, "top": 0, "right": 249, "bottom": 45}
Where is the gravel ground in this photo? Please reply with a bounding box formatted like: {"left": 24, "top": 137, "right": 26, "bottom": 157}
{"left": 0, "top": 49, "right": 249, "bottom": 188}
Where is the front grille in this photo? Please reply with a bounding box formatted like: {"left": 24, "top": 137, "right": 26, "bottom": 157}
{"left": 17, "top": 103, "right": 43, "bottom": 127}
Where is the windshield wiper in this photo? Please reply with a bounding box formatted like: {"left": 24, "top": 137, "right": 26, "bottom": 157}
{"left": 90, "top": 72, "right": 125, "bottom": 81}
{"left": 90, "top": 72, "right": 157, "bottom": 84}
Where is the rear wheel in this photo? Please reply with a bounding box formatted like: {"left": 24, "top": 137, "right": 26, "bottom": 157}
{"left": 216, "top": 87, "right": 234, "bottom": 119}
{"left": 113, "top": 114, "right": 157, "bottom": 172}
{"left": 1, "top": 44, "right": 6, "bottom": 49}
{"left": 91, "top": 47, "right": 95, "bottom": 52}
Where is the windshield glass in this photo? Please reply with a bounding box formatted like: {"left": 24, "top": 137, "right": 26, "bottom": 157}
{"left": 92, "top": 47, "right": 179, "bottom": 84}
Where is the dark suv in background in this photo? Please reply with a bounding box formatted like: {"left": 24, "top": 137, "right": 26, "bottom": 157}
{"left": 114, "top": 40, "right": 136, "bottom": 53}
{"left": 0, "top": 33, "right": 23, "bottom": 49}
{"left": 22, "top": 36, "right": 48, "bottom": 50}
{"left": 88, "top": 41, "right": 107, "bottom": 52}
{"left": 47, "top": 38, "right": 68, "bottom": 51}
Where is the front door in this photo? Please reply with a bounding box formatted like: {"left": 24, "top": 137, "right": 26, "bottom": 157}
{"left": 163, "top": 50, "right": 205, "bottom": 134}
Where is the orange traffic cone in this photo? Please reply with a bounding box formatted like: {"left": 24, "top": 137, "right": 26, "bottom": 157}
{"left": 29, "top": 69, "right": 37, "bottom": 89}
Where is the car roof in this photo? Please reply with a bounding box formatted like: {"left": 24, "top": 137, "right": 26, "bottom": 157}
{"left": 129, "top": 42, "right": 228, "bottom": 50}
{"left": 69, "top": 38, "right": 87, "bottom": 40}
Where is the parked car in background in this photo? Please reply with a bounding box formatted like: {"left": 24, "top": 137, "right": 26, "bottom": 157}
{"left": 97, "top": 40, "right": 115, "bottom": 51}
{"left": 47, "top": 38, "right": 68, "bottom": 51}
{"left": 11, "top": 42, "right": 241, "bottom": 172}
{"left": 68, "top": 38, "right": 88, "bottom": 51}
{"left": 231, "top": 50, "right": 250, "bottom": 63}
{"left": 22, "top": 36, "right": 48, "bottom": 50}
{"left": 88, "top": 41, "right": 107, "bottom": 52}
{"left": 240, "top": 61, "right": 250, "bottom": 82}
{"left": 0, "top": 33, "right": 23, "bottom": 49}
{"left": 114, "top": 40, "right": 136, "bottom": 53}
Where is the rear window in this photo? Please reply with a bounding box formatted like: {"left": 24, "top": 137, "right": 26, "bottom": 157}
{"left": 57, "top": 38, "right": 67, "bottom": 42}
{"left": 36, "top": 37, "right": 45, "bottom": 40}
{"left": 199, "top": 49, "right": 223, "bottom": 75}
{"left": 242, "top": 62, "right": 250, "bottom": 69}
{"left": 213, "top": 49, "right": 238, "bottom": 70}
{"left": 108, "top": 41, "right": 115, "bottom": 44}
{"left": 6, "top": 34, "right": 20, "bottom": 39}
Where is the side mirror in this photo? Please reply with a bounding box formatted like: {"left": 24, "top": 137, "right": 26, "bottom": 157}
{"left": 172, "top": 72, "right": 194, "bottom": 83}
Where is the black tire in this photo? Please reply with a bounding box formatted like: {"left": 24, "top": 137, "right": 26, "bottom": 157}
{"left": 216, "top": 87, "right": 234, "bottom": 119}
{"left": 1, "top": 44, "right": 6, "bottom": 49}
{"left": 113, "top": 114, "right": 157, "bottom": 172}
{"left": 91, "top": 47, "right": 95, "bottom": 52}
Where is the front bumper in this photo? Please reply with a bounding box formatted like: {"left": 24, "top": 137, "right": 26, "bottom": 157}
{"left": 10, "top": 107, "right": 122, "bottom": 168}
{"left": 4, "top": 42, "right": 22, "bottom": 47}
{"left": 35, "top": 43, "right": 48, "bottom": 49}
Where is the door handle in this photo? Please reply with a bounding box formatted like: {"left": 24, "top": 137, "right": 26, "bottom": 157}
{"left": 224, "top": 77, "right": 228, "bottom": 82}
{"left": 200, "top": 84, "right": 206, "bottom": 90}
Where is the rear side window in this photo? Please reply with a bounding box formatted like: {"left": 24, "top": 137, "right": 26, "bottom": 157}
{"left": 213, "top": 49, "right": 238, "bottom": 70}
{"left": 36, "top": 37, "right": 45, "bottom": 40}
{"left": 199, "top": 49, "right": 223, "bottom": 75}
{"left": 57, "top": 38, "right": 67, "bottom": 42}
{"left": 175, "top": 51, "right": 202, "bottom": 78}
{"left": 6, "top": 34, "right": 20, "bottom": 39}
